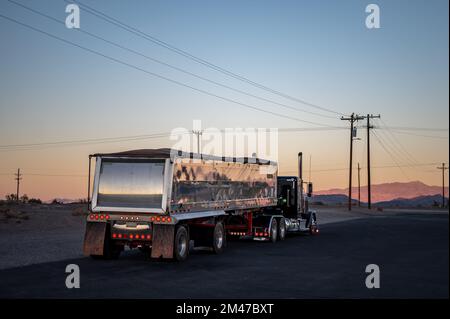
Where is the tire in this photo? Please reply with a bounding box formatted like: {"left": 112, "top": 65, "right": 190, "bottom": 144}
{"left": 278, "top": 218, "right": 286, "bottom": 241}
{"left": 174, "top": 225, "right": 189, "bottom": 261}
{"left": 309, "top": 213, "right": 319, "bottom": 235}
{"left": 211, "top": 222, "right": 226, "bottom": 254}
{"left": 269, "top": 218, "right": 278, "bottom": 243}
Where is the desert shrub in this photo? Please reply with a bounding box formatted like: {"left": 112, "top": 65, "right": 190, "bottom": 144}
{"left": 28, "top": 198, "right": 42, "bottom": 204}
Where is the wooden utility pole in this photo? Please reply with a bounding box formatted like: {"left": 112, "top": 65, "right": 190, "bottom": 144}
{"left": 341, "top": 113, "right": 364, "bottom": 210}
{"left": 192, "top": 130, "right": 203, "bottom": 153}
{"left": 437, "top": 163, "right": 448, "bottom": 208}
{"left": 357, "top": 163, "right": 361, "bottom": 207}
{"left": 15, "top": 169, "right": 22, "bottom": 203}
{"left": 366, "top": 114, "right": 381, "bottom": 209}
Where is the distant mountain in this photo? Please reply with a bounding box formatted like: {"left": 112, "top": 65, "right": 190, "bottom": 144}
{"left": 44, "top": 198, "right": 80, "bottom": 204}
{"left": 375, "top": 194, "right": 447, "bottom": 208}
{"left": 312, "top": 194, "right": 359, "bottom": 206}
{"left": 316, "top": 181, "right": 448, "bottom": 203}
{"left": 312, "top": 194, "right": 448, "bottom": 208}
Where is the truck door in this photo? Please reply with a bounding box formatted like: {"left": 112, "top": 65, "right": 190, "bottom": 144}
{"left": 277, "top": 177, "right": 298, "bottom": 219}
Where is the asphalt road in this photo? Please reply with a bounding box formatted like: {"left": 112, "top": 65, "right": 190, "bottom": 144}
{"left": 0, "top": 212, "right": 448, "bottom": 298}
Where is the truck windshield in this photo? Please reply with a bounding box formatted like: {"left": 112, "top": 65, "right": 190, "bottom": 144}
{"left": 96, "top": 158, "right": 165, "bottom": 209}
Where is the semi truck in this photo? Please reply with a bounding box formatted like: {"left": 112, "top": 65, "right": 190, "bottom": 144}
{"left": 83, "top": 148, "right": 319, "bottom": 261}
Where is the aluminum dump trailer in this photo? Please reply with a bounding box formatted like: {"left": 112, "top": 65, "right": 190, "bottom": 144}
{"left": 83, "top": 148, "right": 318, "bottom": 261}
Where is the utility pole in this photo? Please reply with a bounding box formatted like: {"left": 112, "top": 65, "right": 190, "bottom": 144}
{"left": 192, "top": 130, "right": 203, "bottom": 153}
{"left": 437, "top": 163, "right": 448, "bottom": 208}
{"left": 341, "top": 113, "right": 365, "bottom": 210}
{"left": 366, "top": 114, "right": 380, "bottom": 209}
{"left": 15, "top": 168, "right": 22, "bottom": 204}
{"left": 357, "top": 163, "right": 361, "bottom": 207}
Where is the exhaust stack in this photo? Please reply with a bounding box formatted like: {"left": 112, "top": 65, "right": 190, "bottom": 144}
{"left": 298, "top": 152, "right": 303, "bottom": 181}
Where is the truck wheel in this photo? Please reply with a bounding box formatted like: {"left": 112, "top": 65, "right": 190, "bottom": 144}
{"left": 174, "top": 225, "right": 189, "bottom": 261}
{"left": 269, "top": 218, "right": 278, "bottom": 243}
{"left": 211, "top": 222, "right": 226, "bottom": 254}
{"left": 278, "top": 218, "right": 286, "bottom": 241}
{"left": 309, "top": 213, "right": 319, "bottom": 235}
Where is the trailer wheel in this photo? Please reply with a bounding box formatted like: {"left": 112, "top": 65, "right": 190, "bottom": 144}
{"left": 269, "top": 218, "right": 278, "bottom": 243}
{"left": 174, "top": 225, "right": 189, "bottom": 261}
{"left": 278, "top": 218, "right": 286, "bottom": 241}
{"left": 212, "top": 222, "right": 226, "bottom": 254}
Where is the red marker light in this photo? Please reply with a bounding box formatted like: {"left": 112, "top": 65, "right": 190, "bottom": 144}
{"left": 105, "top": 214, "right": 110, "bottom": 220}
{"left": 95, "top": 214, "right": 99, "bottom": 220}
{"left": 146, "top": 235, "right": 151, "bottom": 240}
{"left": 100, "top": 215, "right": 104, "bottom": 220}
{"left": 112, "top": 233, "right": 117, "bottom": 238}
{"left": 89, "top": 214, "right": 95, "bottom": 220}
{"left": 167, "top": 217, "right": 172, "bottom": 222}
{"left": 118, "top": 234, "right": 122, "bottom": 238}
{"left": 129, "top": 234, "right": 134, "bottom": 239}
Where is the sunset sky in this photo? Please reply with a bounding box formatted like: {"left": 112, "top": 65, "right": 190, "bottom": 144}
{"left": 0, "top": 0, "right": 448, "bottom": 201}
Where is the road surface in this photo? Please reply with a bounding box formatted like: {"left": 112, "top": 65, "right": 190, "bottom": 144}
{"left": 0, "top": 210, "right": 447, "bottom": 298}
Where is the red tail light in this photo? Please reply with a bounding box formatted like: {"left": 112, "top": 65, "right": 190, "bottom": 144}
{"left": 118, "top": 234, "right": 122, "bottom": 238}
{"left": 129, "top": 234, "right": 134, "bottom": 239}
{"left": 95, "top": 214, "right": 99, "bottom": 220}
{"left": 112, "top": 233, "right": 117, "bottom": 238}
{"left": 146, "top": 235, "right": 151, "bottom": 240}
{"left": 105, "top": 214, "right": 110, "bottom": 220}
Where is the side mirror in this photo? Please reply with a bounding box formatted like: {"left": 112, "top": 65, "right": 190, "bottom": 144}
{"left": 307, "top": 182, "right": 313, "bottom": 197}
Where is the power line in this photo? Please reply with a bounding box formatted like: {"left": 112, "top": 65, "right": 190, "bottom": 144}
{"left": 0, "top": 127, "right": 347, "bottom": 152}
{"left": 0, "top": 13, "right": 338, "bottom": 129}
{"left": 374, "top": 122, "right": 418, "bottom": 170}
{"left": 382, "top": 126, "right": 449, "bottom": 132}
{"left": 64, "top": 0, "right": 346, "bottom": 117}
{"left": 372, "top": 130, "right": 410, "bottom": 180}
{"left": 377, "top": 119, "right": 421, "bottom": 165}
{"left": 7, "top": 0, "right": 337, "bottom": 120}
{"left": 2, "top": 162, "right": 440, "bottom": 178}
{"left": 386, "top": 129, "right": 449, "bottom": 140}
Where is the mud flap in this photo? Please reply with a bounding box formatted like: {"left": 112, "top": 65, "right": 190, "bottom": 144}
{"left": 83, "top": 222, "right": 107, "bottom": 256}
{"left": 151, "top": 224, "right": 175, "bottom": 259}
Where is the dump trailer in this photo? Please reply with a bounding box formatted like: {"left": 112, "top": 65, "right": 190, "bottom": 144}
{"left": 83, "top": 148, "right": 318, "bottom": 261}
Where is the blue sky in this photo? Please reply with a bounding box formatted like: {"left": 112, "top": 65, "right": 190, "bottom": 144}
{"left": 0, "top": 0, "right": 448, "bottom": 199}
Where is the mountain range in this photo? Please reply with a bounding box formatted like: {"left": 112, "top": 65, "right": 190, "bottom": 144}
{"left": 315, "top": 181, "right": 448, "bottom": 203}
